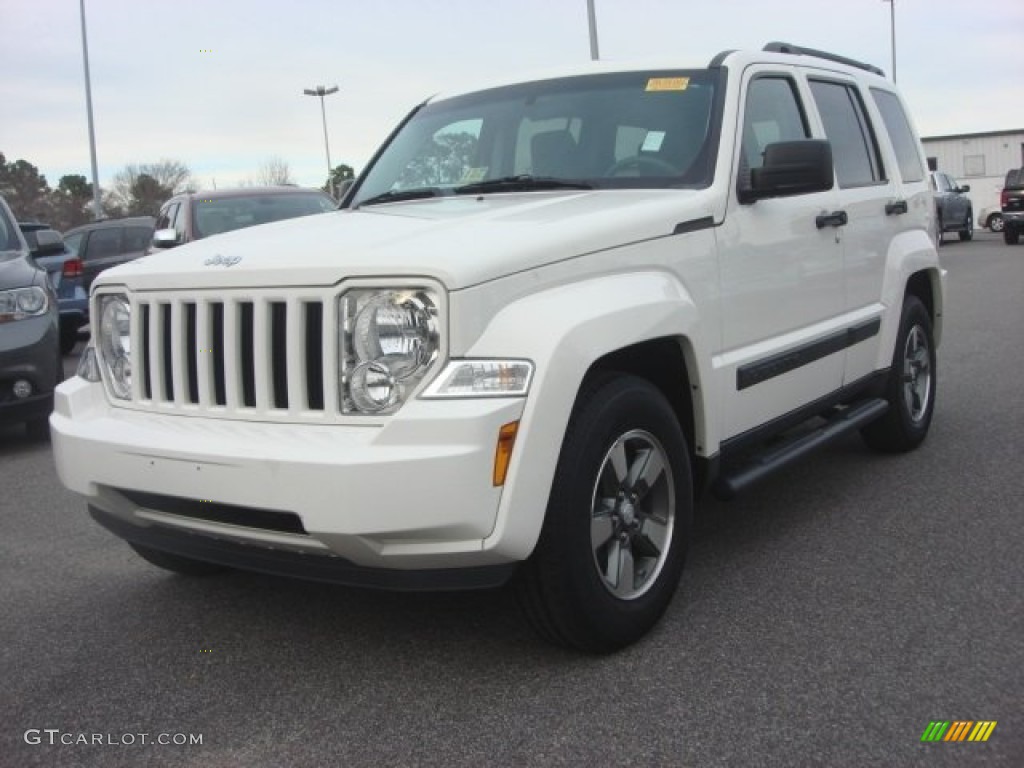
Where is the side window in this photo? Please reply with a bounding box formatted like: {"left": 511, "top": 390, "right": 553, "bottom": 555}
{"left": 870, "top": 88, "right": 925, "bottom": 183}
{"left": 155, "top": 203, "right": 175, "bottom": 231}
{"left": 63, "top": 232, "right": 85, "bottom": 255}
{"left": 741, "top": 76, "right": 809, "bottom": 171}
{"left": 86, "top": 228, "right": 122, "bottom": 259}
{"left": 123, "top": 226, "right": 153, "bottom": 251}
{"left": 167, "top": 202, "right": 185, "bottom": 239}
{"left": 809, "top": 79, "right": 884, "bottom": 187}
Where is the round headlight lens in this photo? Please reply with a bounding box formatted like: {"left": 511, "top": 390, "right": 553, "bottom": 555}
{"left": 353, "top": 291, "right": 437, "bottom": 380}
{"left": 98, "top": 295, "right": 132, "bottom": 399}
{"left": 348, "top": 360, "right": 400, "bottom": 413}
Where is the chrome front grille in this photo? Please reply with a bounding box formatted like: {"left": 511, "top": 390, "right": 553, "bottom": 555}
{"left": 129, "top": 291, "right": 337, "bottom": 420}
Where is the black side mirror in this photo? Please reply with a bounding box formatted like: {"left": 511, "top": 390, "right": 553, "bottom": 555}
{"left": 958, "top": 184, "right": 971, "bottom": 194}
{"left": 32, "top": 229, "right": 66, "bottom": 256}
{"left": 739, "top": 139, "right": 834, "bottom": 203}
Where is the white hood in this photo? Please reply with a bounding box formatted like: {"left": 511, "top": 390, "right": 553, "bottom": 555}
{"left": 100, "top": 189, "right": 712, "bottom": 292}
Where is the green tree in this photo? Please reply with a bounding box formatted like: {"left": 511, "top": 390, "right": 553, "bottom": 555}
{"left": 50, "top": 174, "right": 94, "bottom": 231}
{"left": 0, "top": 152, "right": 52, "bottom": 222}
{"left": 324, "top": 163, "right": 355, "bottom": 196}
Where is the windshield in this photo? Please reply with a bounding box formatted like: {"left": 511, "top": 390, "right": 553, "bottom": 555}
{"left": 192, "top": 192, "right": 337, "bottom": 239}
{"left": 351, "top": 69, "right": 724, "bottom": 206}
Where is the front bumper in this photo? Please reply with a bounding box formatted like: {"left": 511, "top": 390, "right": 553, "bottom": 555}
{"left": 0, "top": 313, "right": 59, "bottom": 425}
{"left": 52, "top": 376, "right": 527, "bottom": 576}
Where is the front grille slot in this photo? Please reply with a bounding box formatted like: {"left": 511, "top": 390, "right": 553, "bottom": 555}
{"left": 119, "top": 489, "right": 307, "bottom": 534}
{"left": 132, "top": 292, "right": 330, "bottom": 418}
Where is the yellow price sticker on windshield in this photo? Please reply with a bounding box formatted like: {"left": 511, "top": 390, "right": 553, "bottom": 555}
{"left": 646, "top": 77, "right": 689, "bottom": 92}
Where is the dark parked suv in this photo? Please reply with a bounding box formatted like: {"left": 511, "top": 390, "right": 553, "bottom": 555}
{"left": 1001, "top": 168, "right": 1024, "bottom": 245}
{"left": 0, "top": 197, "right": 61, "bottom": 438}
{"left": 931, "top": 171, "right": 973, "bottom": 244}
{"left": 63, "top": 216, "right": 155, "bottom": 293}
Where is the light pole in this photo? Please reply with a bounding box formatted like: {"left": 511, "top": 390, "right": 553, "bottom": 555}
{"left": 882, "top": 0, "right": 896, "bottom": 82}
{"left": 79, "top": 0, "right": 102, "bottom": 219}
{"left": 586, "top": 0, "right": 600, "bottom": 60}
{"left": 303, "top": 85, "right": 339, "bottom": 195}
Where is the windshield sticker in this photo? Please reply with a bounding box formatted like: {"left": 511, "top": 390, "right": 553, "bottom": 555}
{"left": 641, "top": 131, "right": 666, "bottom": 152}
{"left": 459, "top": 167, "right": 489, "bottom": 184}
{"left": 646, "top": 77, "right": 689, "bottom": 92}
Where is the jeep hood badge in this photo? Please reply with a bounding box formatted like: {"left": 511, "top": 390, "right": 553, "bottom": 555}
{"left": 204, "top": 254, "right": 242, "bottom": 267}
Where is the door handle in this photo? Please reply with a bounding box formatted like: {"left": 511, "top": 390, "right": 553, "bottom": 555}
{"left": 815, "top": 210, "right": 848, "bottom": 229}
{"left": 885, "top": 200, "right": 909, "bottom": 215}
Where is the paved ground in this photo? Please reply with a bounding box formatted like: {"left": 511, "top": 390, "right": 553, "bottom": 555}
{"left": 1, "top": 232, "right": 1021, "bottom": 767}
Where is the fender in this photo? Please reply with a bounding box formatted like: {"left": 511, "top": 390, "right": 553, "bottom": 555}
{"left": 876, "top": 227, "right": 946, "bottom": 370}
{"left": 464, "top": 269, "right": 713, "bottom": 562}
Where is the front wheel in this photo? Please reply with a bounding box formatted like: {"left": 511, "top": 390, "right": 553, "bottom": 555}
{"left": 861, "top": 296, "right": 936, "bottom": 453}
{"left": 515, "top": 374, "right": 692, "bottom": 653}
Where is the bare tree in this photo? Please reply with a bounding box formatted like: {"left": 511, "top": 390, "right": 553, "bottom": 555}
{"left": 108, "top": 159, "right": 193, "bottom": 215}
{"left": 255, "top": 156, "right": 295, "bottom": 186}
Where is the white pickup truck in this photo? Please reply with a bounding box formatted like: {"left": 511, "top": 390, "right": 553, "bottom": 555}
{"left": 52, "top": 43, "right": 944, "bottom": 652}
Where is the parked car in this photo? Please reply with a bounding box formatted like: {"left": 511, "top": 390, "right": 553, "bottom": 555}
{"left": 931, "top": 170, "right": 972, "bottom": 244}
{"left": 1000, "top": 168, "right": 1024, "bottom": 244}
{"left": 977, "top": 206, "right": 1003, "bottom": 232}
{"left": 1, "top": 198, "right": 61, "bottom": 438}
{"left": 63, "top": 216, "right": 155, "bottom": 293}
{"left": 18, "top": 221, "right": 85, "bottom": 354}
{"left": 151, "top": 186, "right": 336, "bottom": 250}
{"left": 53, "top": 43, "right": 944, "bottom": 652}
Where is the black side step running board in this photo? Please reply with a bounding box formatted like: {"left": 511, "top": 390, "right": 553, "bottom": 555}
{"left": 712, "top": 398, "right": 889, "bottom": 500}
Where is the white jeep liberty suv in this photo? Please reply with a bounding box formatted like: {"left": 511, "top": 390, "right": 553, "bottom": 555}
{"left": 52, "top": 43, "right": 944, "bottom": 652}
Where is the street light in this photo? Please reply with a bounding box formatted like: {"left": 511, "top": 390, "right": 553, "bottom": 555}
{"left": 303, "top": 84, "right": 339, "bottom": 195}
{"left": 882, "top": 0, "right": 896, "bottom": 82}
{"left": 586, "top": 0, "right": 600, "bottom": 61}
{"left": 79, "top": 0, "right": 102, "bottom": 219}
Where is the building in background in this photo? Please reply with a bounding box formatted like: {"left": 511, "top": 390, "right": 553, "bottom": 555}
{"left": 921, "top": 129, "right": 1024, "bottom": 228}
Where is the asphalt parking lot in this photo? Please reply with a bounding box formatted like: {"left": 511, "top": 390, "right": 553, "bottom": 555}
{"left": 1, "top": 232, "right": 1021, "bottom": 767}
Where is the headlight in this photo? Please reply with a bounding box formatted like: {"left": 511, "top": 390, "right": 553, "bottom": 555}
{"left": 339, "top": 288, "right": 440, "bottom": 413}
{"left": 0, "top": 286, "right": 49, "bottom": 322}
{"left": 97, "top": 294, "right": 132, "bottom": 399}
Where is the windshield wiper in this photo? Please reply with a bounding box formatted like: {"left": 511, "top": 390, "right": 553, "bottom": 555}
{"left": 357, "top": 187, "right": 444, "bottom": 207}
{"left": 455, "top": 175, "right": 593, "bottom": 195}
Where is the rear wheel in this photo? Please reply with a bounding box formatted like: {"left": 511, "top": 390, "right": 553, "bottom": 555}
{"left": 130, "top": 544, "right": 231, "bottom": 576}
{"left": 987, "top": 213, "right": 1004, "bottom": 232}
{"left": 59, "top": 324, "right": 79, "bottom": 355}
{"left": 1005, "top": 229, "right": 1020, "bottom": 245}
{"left": 515, "top": 374, "right": 692, "bottom": 653}
{"left": 861, "top": 296, "right": 936, "bottom": 453}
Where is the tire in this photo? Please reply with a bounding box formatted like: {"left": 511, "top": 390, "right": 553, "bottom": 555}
{"left": 130, "top": 543, "right": 231, "bottom": 576}
{"left": 1005, "top": 229, "right": 1020, "bottom": 245}
{"left": 987, "top": 213, "right": 1004, "bottom": 233}
{"left": 958, "top": 210, "right": 973, "bottom": 241}
{"left": 934, "top": 216, "right": 944, "bottom": 246}
{"left": 515, "top": 373, "right": 693, "bottom": 653}
{"left": 861, "top": 296, "right": 936, "bottom": 453}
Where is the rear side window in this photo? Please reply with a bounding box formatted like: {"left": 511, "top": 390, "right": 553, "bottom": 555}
{"left": 870, "top": 88, "right": 925, "bottom": 183}
{"left": 124, "top": 226, "right": 152, "bottom": 251}
{"left": 809, "top": 79, "right": 884, "bottom": 187}
{"left": 86, "top": 227, "right": 122, "bottom": 259}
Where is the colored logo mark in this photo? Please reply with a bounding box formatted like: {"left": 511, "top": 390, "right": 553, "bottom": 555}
{"left": 921, "top": 721, "right": 997, "bottom": 742}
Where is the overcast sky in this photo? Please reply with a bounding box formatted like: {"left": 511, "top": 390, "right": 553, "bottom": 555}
{"left": 3, "top": 0, "right": 1023, "bottom": 192}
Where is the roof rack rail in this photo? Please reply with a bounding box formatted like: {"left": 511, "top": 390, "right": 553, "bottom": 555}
{"left": 762, "top": 42, "right": 886, "bottom": 77}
